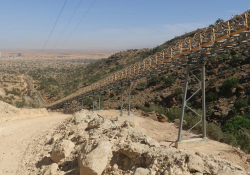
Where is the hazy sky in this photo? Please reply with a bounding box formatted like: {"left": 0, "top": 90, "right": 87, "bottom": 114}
{"left": 0, "top": 0, "right": 249, "bottom": 50}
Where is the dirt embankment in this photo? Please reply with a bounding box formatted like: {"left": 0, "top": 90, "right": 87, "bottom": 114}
{"left": 0, "top": 101, "right": 48, "bottom": 123}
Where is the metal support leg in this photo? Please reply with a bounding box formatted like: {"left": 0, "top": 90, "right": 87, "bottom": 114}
{"left": 128, "top": 82, "right": 131, "bottom": 116}
{"left": 98, "top": 93, "right": 101, "bottom": 111}
{"left": 201, "top": 60, "right": 207, "bottom": 138}
{"left": 93, "top": 94, "right": 95, "bottom": 111}
{"left": 177, "top": 65, "right": 190, "bottom": 142}
{"left": 120, "top": 86, "right": 123, "bottom": 117}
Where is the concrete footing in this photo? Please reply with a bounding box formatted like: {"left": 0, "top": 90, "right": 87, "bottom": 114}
{"left": 175, "top": 137, "right": 209, "bottom": 149}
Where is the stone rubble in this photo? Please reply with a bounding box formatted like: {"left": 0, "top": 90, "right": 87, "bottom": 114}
{"left": 41, "top": 110, "right": 250, "bottom": 175}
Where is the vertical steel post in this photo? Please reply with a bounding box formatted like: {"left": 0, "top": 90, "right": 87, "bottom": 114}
{"left": 128, "top": 82, "right": 131, "bottom": 116}
{"left": 177, "top": 65, "right": 190, "bottom": 142}
{"left": 201, "top": 59, "right": 207, "bottom": 138}
{"left": 99, "top": 93, "right": 101, "bottom": 111}
{"left": 120, "top": 85, "right": 123, "bottom": 116}
{"left": 93, "top": 94, "right": 95, "bottom": 111}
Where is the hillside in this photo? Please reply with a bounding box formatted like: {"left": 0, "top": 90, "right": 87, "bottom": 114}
{"left": 25, "top": 24, "right": 250, "bottom": 154}
{"left": 28, "top": 29, "right": 202, "bottom": 102}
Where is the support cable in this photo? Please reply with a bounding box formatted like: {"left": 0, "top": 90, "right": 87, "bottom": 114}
{"left": 60, "top": 0, "right": 97, "bottom": 49}
{"left": 53, "top": 0, "right": 83, "bottom": 50}
{"left": 42, "top": 0, "right": 68, "bottom": 51}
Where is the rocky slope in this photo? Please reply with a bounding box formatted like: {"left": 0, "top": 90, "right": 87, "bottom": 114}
{"left": 25, "top": 110, "right": 250, "bottom": 175}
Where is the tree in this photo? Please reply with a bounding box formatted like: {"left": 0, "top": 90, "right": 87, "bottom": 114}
{"left": 215, "top": 18, "right": 224, "bottom": 25}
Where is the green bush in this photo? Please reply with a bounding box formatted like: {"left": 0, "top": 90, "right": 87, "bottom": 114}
{"left": 221, "top": 132, "right": 238, "bottom": 146}
{"left": 219, "top": 77, "right": 239, "bottom": 94}
{"left": 206, "top": 92, "right": 218, "bottom": 102}
{"left": 207, "top": 122, "right": 223, "bottom": 141}
{"left": 230, "top": 55, "right": 244, "bottom": 66}
{"left": 194, "top": 73, "right": 201, "bottom": 81}
{"left": 147, "top": 76, "right": 159, "bottom": 86}
{"left": 140, "top": 104, "right": 165, "bottom": 115}
{"left": 174, "top": 88, "right": 183, "bottom": 96}
{"left": 236, "top": 129, "right": 250, "bottom": 153}
{"left": 234, "top": 98, "right": 248, "bottom": 110}
{"left": 161, "top": 76, "right": 176, "bottom": 88}
{"left": 137, "top": 82, "right": 147, "bottom": 90}
{"left": 223, "top": 115, "right": 250, "bottom": 134}
{"left": 82, "top": 97, "right": 92, "bottom": 107}
{"left": 16, "top": 98, "right": 25, "bottom": 108}
{"left": 209, "top": 79, "right": 216, "bottom": 86}
{"left": 166, "top": 108, "right": 182, "bottom": 122}
{"left": 184, "top": 114, "right": 202, "bottom": 132}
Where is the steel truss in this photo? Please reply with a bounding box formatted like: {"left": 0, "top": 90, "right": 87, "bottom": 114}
{"left": 177, "top": 57, "right": 207, "bottom": 144}
{"left": 119, "top": 82, "right": 132, "bottom": 116}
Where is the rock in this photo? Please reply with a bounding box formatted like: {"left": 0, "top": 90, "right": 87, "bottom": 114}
{"left": 187, "top": 154, "right": 204, "bottom": 172}
{"left": 79, "top": 141, "right": 112, "bottom": 175}
{"left": 51, "top": 140, "right": 75, "bottom": 163}
{"left": 121, "top": 120, "right": 135, "bottom": 128}
{"left": 42, "top": 110, "right": 249, "bottom": 175}
{"left": 174, "top": 119, "right": 187, "bottom": 126}
{"left": 213, "top": 111, "right": 221, "bottom": 117}
{"left": 145, "top": 136, "right": 160, "bottom": 147}
{"left": 50, "top": 134, "right": 61, "bottom": 144}
{"left": 73, "top": 112, "right": 86, "bottom": 124}
{"left": 43, "top": 163, "right": 58, "bottom": 175}
{"left": 112, "top": 164, "right": 118, "bottom": 171}
{"left": 134, "top": 167, "right": 150, "bottom": 175}
{"left": 147, "top": 111, "right": 158, "bottom": 121}
{"left": 88, "top": 118, "right": 103, "bottom": 129}
{"left": 157, "top": 113, "right": 168, "bottom": 122}
{"left": 101, "top": 119, "right": 115, "bottom": 130}
{"left": 231, "top": 87, "right": 236, "bottom": 94}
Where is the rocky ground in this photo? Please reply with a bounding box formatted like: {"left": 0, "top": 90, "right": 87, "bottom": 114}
{"left": 0, "top": 101, "right": 250, "bottom": 175}
{"left": 17, "top": 109, "right": 250, "bottom": 175}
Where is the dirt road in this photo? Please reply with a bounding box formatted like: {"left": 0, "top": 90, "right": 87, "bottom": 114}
{"left": 0, "top": 113, "right": 70, "bottom": 175}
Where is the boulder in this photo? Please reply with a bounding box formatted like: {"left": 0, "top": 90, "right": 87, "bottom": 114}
{"left": 157, "top": 113, "right": 168, "bottom": 122}
{"left": 79, "top": 141, "right": 112, "bottom": 175}
{"left": 134, "top": 168, "right": 150, "bottom": 175}
{"left": 43, "top": 163, "right": 58, "bottom": 175}
{"left": 213, "top": 111, "right": 221, "bottom": 117}
{"left": 145, "top": 136, "right": 160, "bottom": 147}
{"left": 73, "top": 112, "right": 86, "bottom": 124}
{"left": 147, "top": 111, "right": 158, "bottom": 121}
{"left": 187, "top": 154, "right": 204, "bottom": 173}
{"left": 51, "top": 140, "right": 75, "bottom": 163}
{"left": 174, "top": 119, "right": 187, "bottom": 126}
